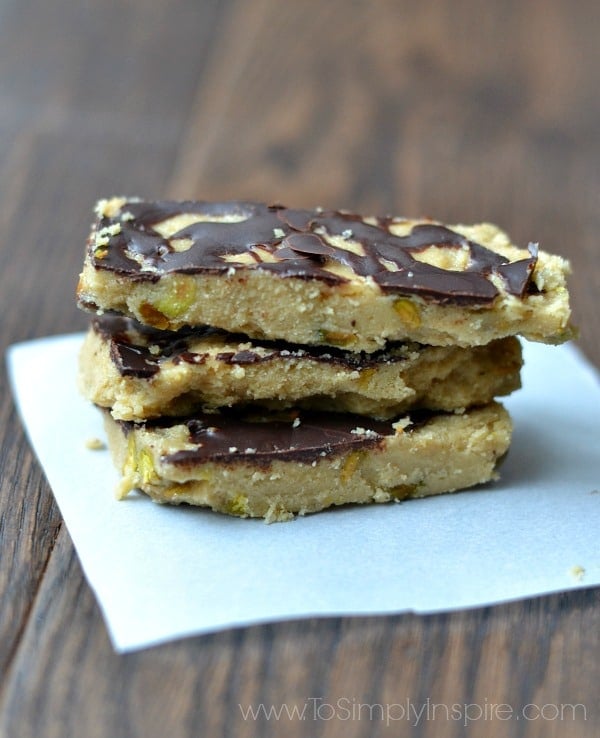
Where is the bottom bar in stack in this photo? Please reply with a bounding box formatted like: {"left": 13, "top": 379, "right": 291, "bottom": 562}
{"left": 103, "top": 403, "right": 512, "bottom": 523}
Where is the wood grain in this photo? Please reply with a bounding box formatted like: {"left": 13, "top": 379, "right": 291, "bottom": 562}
{"left": 0, "top": 0, "right": 598, "bottom": 736}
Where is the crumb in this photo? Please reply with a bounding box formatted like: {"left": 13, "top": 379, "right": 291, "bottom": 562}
{"left": 569, "top": 565, "right": 585, "bottom": 581}
{"left": 350, "top": 427, "right": 379, "bottom": 438}
{"left": 292, "top": 417, "right": 301, "bottom": 428}
{"left": 392, "top": 417, "right": 411, "bottom": 433}
{"left": 94, "top": 197, "right": 128, "bottom": 219}
{"left": 94, "top": 199, "right": 109, "bottom": 218}
{"left": 95, "top": 224, "right": 122, "bottom": 250}
{"left": 273, "top": 228, "right": 286, "bottom": 238}
{"left": 85, "top": 437, "right": 106, "bottom": 451}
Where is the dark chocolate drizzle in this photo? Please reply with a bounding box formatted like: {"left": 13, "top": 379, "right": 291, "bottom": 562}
{"left": 93, "top": 314, "right": 417, "bottom": 379}
{"left": 94, "top": 314, "right": 214, "bottom": 378}
{"left": 123, "top": 408, "right": 435, "bottom": 467}
{"left": 109, "top": 342, "right": 158, "bottom": 379}
{"left": 91, "top": 200, "right": 538, "bottom": 305}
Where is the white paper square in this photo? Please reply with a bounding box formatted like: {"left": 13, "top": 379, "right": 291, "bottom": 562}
{"left": 6, "top": 335, "right": 600, "bottom": 652}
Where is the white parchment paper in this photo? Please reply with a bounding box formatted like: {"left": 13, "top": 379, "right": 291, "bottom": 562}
{"left": 6, "top": 335, "right": 600, "bottom": 652}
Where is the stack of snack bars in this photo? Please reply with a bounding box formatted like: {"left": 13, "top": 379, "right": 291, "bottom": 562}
{"left": 77, "top": 198, "right": 572, "bottom": 522}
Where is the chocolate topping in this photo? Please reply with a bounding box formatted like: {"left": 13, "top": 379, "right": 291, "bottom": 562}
{"left": 94, "top": 314, "right": 216, "bottom": 378}
{"left": 493, "top": 243, "right": 539, "bottom": 297}
{"left": 127, "top": 408, "right": 434, "bottom": 467}
{"left": 91, "top": 200, "right": 538, "bottom": 305}
{"left": 109, "top": 342, "right": 158, "bottom": 378}
{"left": 93, "top": 314, "right": 416, "bottom": 379}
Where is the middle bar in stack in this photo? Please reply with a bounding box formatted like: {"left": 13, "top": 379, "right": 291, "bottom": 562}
{"left": 76, "top": 198, "right": 570, "bottom": 521}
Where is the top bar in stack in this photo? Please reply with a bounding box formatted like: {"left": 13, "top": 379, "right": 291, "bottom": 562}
{"left": 77, "top": 198, "right": 573, "bottom": 352}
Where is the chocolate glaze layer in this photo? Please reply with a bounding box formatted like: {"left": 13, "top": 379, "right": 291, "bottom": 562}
{"left": 95, "top": 314, "right": 213, "bottom": 378}
{"left": 91, "top": 200, "right": 538, "bottom": 305}
{"left": 93, "top": 314, "right": 416, "bottom": 379}
{"left": 123, "top": 408, "right": 434, "bottom": 467}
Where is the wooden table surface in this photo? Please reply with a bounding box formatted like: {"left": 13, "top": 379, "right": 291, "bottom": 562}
{"left": 0, "top": 1, "right": 598, "bottom": 736}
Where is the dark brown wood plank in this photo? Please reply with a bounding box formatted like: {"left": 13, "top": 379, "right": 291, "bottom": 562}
{"left": 0, "top": 0, "right": 598, "bottom": 736}
{"left": 0, "top": 0, "right": 232, "bottom": 693}
{"left": 1, "top": 548, "right": 598, "bottom": 738}
{"left": 171, "top": 0, "right": 600, "bottom": 366}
